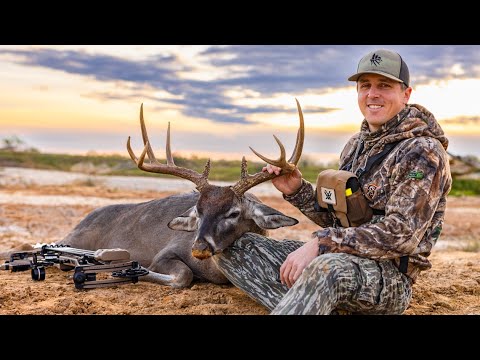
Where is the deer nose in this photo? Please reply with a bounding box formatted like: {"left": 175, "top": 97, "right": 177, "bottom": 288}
{"left": 191, "top": 238, "right": 214, "bottom": 259}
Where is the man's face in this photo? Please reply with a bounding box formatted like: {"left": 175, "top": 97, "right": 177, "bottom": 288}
{"left": 357, "top": 73, "right": 412, "bottom": 132}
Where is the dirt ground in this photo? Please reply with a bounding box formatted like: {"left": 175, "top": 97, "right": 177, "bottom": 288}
{"left": 1, "top": 181, "right": 479, "bottom": 315}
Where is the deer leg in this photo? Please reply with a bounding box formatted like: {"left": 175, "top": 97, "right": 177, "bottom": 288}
{"left": 143, "top": 258, "right": 194, "bottom": 288}
{"left": 140, "top": 271, "right": 176, "bottom": 286}
{"left": 0, "top": 243, "right": 35, "bottom": 260}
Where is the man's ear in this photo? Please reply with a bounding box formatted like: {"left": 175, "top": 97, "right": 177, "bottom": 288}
{"left": 247, "top": 202, "right": 298, "bottom": 229}
{"left": 168, "top": 206, "right": 198, "bottom": 231}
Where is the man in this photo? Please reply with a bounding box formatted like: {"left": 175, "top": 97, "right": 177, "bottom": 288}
{"left": 213, "top": 49, "right": 452, "bottom": 315}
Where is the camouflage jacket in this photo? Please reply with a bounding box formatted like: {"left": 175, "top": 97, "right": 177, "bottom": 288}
{"left": 284, "top": 104, "right": 452, "bottom": 282}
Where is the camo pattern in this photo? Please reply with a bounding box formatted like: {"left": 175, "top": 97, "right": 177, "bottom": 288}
{"left": 213, "top": 233, "right": 412, "bottom": 315}
{"left": 284, "top": 104, "right": 452, "bottom": 282}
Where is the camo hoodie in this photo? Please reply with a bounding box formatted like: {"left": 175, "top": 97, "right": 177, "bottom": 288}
{"left": 284, "top": 104, "right": 452, "bottom": 282}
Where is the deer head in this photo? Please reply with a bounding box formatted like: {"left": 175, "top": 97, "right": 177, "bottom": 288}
{"left": 127, "top": 99, "right": 305, "bottom": 259}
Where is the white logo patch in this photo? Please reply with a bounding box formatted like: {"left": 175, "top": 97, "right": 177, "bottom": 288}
{"left": 321, "top": 187, "right": 336, "bottom": 205}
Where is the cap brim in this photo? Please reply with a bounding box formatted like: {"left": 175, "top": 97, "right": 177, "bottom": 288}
{"left": 348, "top": 71, "right": 404, "bottom": 84}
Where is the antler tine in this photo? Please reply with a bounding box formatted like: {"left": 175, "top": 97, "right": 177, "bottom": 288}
{"left": 127, "top": 136, "right": 138, "bottom": 164}
{"left": 231, "top": 99, "right": 305, "bottom": 197}
{"left": 248, "top": 134, "right": 287, "bottom": 168}
{"left": 126, "top": 136, "right": 137, "bottom": 162}
{"left": 139, "top": 103, "right": 160, "bottom": 164}
{"left": 126, "top": 104, "right": 210, "bottom": 191}
{"left": 166, "top": 122, "right": 175, "bottom": 166}
{"left": 288, "top": 98, "right": 305, "bottom": 164}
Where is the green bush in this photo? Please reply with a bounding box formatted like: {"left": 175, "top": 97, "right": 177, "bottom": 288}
{"left": 449, "top": 178, "right": 480, "bottom": 196}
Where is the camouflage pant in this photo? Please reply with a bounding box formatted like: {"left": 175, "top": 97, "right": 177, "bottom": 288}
{"left": 212, "top": 232, "right": 413, "bottom": 315}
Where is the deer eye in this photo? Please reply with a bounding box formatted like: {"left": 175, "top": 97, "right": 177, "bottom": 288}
{"left": 225, "top": 211, "right": 240, "bottom": 219}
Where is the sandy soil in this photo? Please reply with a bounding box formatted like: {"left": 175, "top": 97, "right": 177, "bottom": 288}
{"left": 1, "top": 172, "right": 479, "bottom": 315}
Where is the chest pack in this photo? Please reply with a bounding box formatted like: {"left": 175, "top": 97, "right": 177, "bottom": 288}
{"left": 314, "top": 141, "right": 400, "bottom": 228}
{"left": 315, "top": 169, "right": 373, "bottom": 227}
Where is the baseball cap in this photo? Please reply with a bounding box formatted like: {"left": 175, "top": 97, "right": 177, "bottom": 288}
{"left": 348, "top": 49, "right": 410, "bottom": 87}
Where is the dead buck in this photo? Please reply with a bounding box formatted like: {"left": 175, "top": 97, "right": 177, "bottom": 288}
{"left": 56, "top": 99, "right": 305, "bottom": 288}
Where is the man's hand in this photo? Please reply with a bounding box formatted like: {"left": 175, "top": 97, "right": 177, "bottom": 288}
{"left": 263, "top": 164, "right": 303, "bottom": 196}
{"left": 280, "top": 239, "right": 319, "bottom": 288}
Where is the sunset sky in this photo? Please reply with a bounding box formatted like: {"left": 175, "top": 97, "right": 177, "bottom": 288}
{"left": 1, "top": 45, "right": 479, "bottom": 164}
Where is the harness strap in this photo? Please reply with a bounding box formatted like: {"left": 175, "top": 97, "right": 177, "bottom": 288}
{"left": 327, "top": 203, "right": 343, "bottom": 228}
{"left": 399, "top": 256, "right": 409, "bottom": 274}
{"left": 313, "top": 189, "right": 328, "bottom": 212}
{"left": 356, "top": 141, "right": 401, "bottom": 178}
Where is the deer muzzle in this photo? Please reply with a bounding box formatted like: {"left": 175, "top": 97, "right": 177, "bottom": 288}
{"left": 191, "top": 238, "right": 214, "bottom": 259}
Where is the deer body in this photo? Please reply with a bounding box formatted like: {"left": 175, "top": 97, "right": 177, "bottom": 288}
{"left": 58, "top": 188, "right": 295, "bottom": 287}
{"left": 45, "top": 100, "right": 305, "bottom": 288}
{"left": 58, "top": 192, "right": 228, "bottom": 287}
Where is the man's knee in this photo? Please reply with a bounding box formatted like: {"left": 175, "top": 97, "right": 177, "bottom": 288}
{"left": 302, "top": 253, "right": 358, "bottom": 293}
{"left": 304, "top": 253, "right": 354, "bottom": 276}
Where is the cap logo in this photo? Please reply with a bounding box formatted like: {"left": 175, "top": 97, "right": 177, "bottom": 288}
{"left": 369, "top": 53, "right": 382, "bottom": 66}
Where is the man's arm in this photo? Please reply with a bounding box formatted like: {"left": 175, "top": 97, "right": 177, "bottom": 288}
{"left": 313, "top": 138, "right": 452, "bottom": 259}
{"left": 281, "top": 133, "right": 360, "bottom": 229}
{"left": 263, "top": 164, "right": 335, "bottom": 228}
{"left": 283, "top": 178, "right": 335, "bottom": 228}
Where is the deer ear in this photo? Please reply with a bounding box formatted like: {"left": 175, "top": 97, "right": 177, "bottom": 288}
{"left": 248, "top": 202, "right": 298, "bottom": 229}
{"left": 168, "top": 206, "right": 198, "bottom": 231}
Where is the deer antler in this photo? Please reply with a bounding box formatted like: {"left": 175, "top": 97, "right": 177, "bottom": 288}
{"left": 126, "top": 103, "right": 210, "bottom": 191}
{"left": 231, "top": 98, "right": 305, "bottom": 196}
